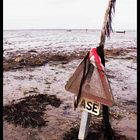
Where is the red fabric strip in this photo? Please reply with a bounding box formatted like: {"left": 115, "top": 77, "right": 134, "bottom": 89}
{"left": 89, "top": 48, "right": 104, "bottom": 78}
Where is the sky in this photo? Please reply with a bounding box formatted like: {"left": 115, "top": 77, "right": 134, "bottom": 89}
{"left": 4, "top": 0, "right": 137, "bottom": 30}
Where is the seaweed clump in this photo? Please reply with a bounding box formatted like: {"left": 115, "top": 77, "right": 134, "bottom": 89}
{"left": 3, "top": 94, "right": 62, "bottom": 128}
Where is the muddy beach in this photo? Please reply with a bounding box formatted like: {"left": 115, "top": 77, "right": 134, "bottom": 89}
{"left": 3, "top": 30, "right": 137, "bottom": 140}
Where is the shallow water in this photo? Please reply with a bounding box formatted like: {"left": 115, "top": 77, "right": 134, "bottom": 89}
{"left": 3, "top": 29, "right": 136, "bottom": 57}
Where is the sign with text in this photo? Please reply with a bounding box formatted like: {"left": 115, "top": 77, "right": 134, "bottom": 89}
{"left": 79, "top": 98, "right": 101, "bottom": 116}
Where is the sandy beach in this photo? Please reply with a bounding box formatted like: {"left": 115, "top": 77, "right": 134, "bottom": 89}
{"left": 3, "top": 29, "right": 137, "bottom": 140}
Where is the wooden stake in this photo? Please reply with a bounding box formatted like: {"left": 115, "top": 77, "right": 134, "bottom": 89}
{"left": 78, "top": 111, "right": 91, "bottom": 140}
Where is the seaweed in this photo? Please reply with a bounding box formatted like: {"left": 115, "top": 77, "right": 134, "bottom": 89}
{"left": 3, "top": 94, "right": 62, "bottom": 128}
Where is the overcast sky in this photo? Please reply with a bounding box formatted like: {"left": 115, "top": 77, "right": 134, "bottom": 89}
{"left": 4, "top": 0, "right": 137, "bottom": 30}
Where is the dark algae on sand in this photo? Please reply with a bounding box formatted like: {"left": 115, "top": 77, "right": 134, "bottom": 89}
{"left": 3, "top": 94, "right": 62, "bottom": 128}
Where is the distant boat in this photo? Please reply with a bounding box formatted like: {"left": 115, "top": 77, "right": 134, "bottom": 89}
{"left": 116, "top": 30, "right": 125, "bottom": 33}
{"left": 67, "top": 29, "right": 72, "bottom": 32}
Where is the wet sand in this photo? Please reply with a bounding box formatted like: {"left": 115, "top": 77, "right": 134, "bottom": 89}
{"left": 3, "top": 30, "right": 137, "bottom": 140}
{"left": 3, "top": 48, "right": 137, "bottom": 140}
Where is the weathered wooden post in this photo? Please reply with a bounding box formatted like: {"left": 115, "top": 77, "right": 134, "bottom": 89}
{"left": 65, "top": 0, "right": 116, "bottom": 140}
{"left": 78, "top": 0, "right": 116, "bottom": 139}
{"left": 78, "top": 112, "right": 91, "bottom": 140}
{"left": 98, "top": 1, "right": 116, "bottom": 139}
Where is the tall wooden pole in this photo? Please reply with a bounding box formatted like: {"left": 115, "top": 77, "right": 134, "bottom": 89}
{"left": 98, "top": 0, "right": 116, "bottom": 139}
{"left": 78, "top": 0, "right": 116, "bottom": 140}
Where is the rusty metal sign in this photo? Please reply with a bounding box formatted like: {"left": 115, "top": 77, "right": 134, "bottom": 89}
{"left": 65, "top": 57, "right": 114, "bottom": 107}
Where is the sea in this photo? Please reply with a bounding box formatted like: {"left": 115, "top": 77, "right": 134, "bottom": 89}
{"left": 3, "top": 29, "right": 137, "bottom": 55}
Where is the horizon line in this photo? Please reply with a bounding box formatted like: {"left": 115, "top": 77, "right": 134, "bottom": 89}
{"left": 3, "top": 28, "right": 136, "bottom": 31}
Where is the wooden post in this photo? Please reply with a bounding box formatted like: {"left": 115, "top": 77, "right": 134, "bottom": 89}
{"left": 78, "top": 111, "right": 91, "bottom": 140}
{"left": 77, "top": 0, "right": 116, "bottom": 139}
